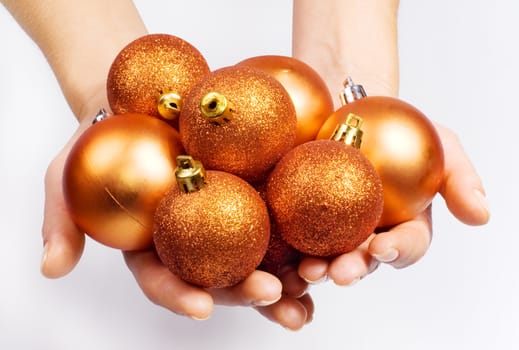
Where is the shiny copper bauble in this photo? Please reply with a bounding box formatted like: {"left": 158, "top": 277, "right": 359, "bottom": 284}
{"left": 63, "top": 113, "right": 184, "bottom": 250}
{"left": 179, "top": 65, "right": 297, "bottom": 183}
{"left": 237, "top": 55, "right": 334, "bottom": 145}
{"left": 266, "top": 139, "right": 384, "bottom": 257}
{"left": 153, "top": 170, "right": 270, "bottom": 288}
{"left": 107, "top": 34, "right": 210, "bottom": 123}
{"left": 317, "top": 96, "right": 444, "bottom": 227}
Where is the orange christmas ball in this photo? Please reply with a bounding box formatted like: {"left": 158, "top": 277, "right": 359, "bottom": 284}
{"left": 317, "top": 80, "right": 444, "bottom": 227}
{"left": 179, "top": 65, "right": 297, "bottom": 182}
{"left": 63, "top": 113, "right": 184, "bottom": 250}
{"left": 153, "top": 156, "right": 270, "bottom": 288}
{"left": 107, "top": 34, "right": 210, "bottom": 124}
{"left": 237, "top": 55, "right": 334, "bottom": 145}
{"left": 267, "top": 116, "right": 384, "bottom": 257}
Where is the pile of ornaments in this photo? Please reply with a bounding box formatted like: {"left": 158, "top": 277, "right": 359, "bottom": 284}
{"left": 62, "top": 34, "right": 444, "bottom": 288}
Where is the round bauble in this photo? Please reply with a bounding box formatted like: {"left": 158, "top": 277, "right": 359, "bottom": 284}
{"left": 179, "top": 65, "right": 297, "bottom": 183}
{"left": 107, "top": 34, "right": 210, "bottom": 124}
{"left": 237, "top": 55, "right": 334, "bottom": 145}
{"left": 153, "top": 156, "right": 270, "bottom": 288}
{"left": 267, "top": 117, "right": 384, "bottom": 257}
{"left": 63, "top": 113, "right": 184, "bottom": 250}
{"left": 317, "top": 82, "right": 444, "bottom": 227}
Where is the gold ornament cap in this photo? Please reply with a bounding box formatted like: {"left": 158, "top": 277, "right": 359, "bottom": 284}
{"left": 200, "top": 92, "right": 234, "bottom": 125}
{"left": 175, "top": 155, "right": 206, "bottom": 193}
{"left": 330, "top": 113, "right": 364, "bottom": 149}
{"left": 339, "top": 77, "right": 367, "bottom": 105}
{"left": 157, "top": 92, "right": 182, "bottom": 121}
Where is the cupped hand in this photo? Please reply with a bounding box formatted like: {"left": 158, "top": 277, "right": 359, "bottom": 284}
{"left": 40, "top": 110, "right": 313, "bottom": 330}
{"left": 298, "top": 123, "right": 490, "bottom": 286}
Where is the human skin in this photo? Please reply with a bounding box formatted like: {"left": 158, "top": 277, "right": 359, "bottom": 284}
{"left": 1, "top": 0, "right": 489, "bottom": 331}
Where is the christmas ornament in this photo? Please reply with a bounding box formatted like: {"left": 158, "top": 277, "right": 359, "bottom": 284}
{"left": 107, "top": 34, "right": 210, "bottom": 124}
{"left": 63, "top": 111, "right": 184, "bottom": 250}
{"left": 317, "top": 78, "right": 444, "bottom": 227}
{"left": 237, "top": 55, "right": 334, "bottom": 145}
{"left": 254, "top": 182, "right": 301, "bottom": 276}
{"left": 153, "top": 156, "right": 270, "bottom": 288}
{"left": 179, "top": 65, "right": 296, "bottom": 183}
{"left": 266, "top": 114, "right": 384, "bottom": 257}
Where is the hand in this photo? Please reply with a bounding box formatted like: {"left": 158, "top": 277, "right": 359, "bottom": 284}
{"left": 297, "top": 123, "right": 490, "bottom": 285}
{"left": 40, "top": 113, "right": 313, "bottom": 330}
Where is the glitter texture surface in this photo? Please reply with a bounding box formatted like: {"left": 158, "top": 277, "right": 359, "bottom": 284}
{"left": 153, "top": 171, "right": 270, "bottom": 288}
{"left": 107, "top": 34, "right": 210, "bottom": 120}
{"left": 266, "top": 140, "right": 384, "bottom": 257}
{"left": 179, "top": 65, "right": 297, "bottom": 183}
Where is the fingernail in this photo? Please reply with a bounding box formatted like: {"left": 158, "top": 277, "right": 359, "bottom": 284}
{"left": 474, "top": 189, "right": 490, "bottom": 219}
{"left": 190, "top": 314, "right": 211, "bottom": 321}
{"left": 40, "top": 243, "right": 49, "bottom": 273}
{"left": 372, "top": 248, "right": 399, "bottom": 263}
{"left": 301, "top": 274, "right": 328, "bottom": 285}
{"left": 252, "top": 294, "right": 282, "bottom": 307}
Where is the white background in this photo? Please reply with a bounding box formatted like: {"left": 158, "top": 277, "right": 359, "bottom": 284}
{"left": 0, "top": 1, "right": 516, "bottom": 349}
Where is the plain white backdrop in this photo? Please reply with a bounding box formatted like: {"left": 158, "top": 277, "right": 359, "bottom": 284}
{"left": 0, "top": 1, "right": 516, "bottom": 349}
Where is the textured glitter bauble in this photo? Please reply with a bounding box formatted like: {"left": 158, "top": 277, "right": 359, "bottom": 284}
{"left": 254, "top": 182, "right": 301, "bottom": 276}
{"left": 63, "top": 113, "right": 184, "bottom": 250}
{"left": 107, "top": 34, "right": 210, "bottom": 124}
{"left": 317, "top": 96, "right": 444, "bottom": 227}
{"left": 179, "top": 65, "right": 297, "bottom": 183}
{"left": 237, "top": 55, "right": 334, "bottom": 145}
{"left": 153, "top": 170, "right": 270, "bottom": 288}
{"left": 266, "top": 139, "right": 384, "bottom": 257}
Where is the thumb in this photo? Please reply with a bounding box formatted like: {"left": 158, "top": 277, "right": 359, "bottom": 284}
{"left": 436, "top": 124, "right": 490, "bottom": 226}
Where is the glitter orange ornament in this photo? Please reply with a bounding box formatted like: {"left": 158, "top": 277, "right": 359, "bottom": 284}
{"left": 107, "top": 34, "right": 210, "bottom": 124}
{"left": 153, "top": 156, "right": 270, "bottom": 288}
{"left": 63, "top": 111, "right": 185, "bottom": 250}
{"left": 266, "top": 114, "right": 384, "bottom": 257}
{"left": 237, "top": 55, "right": 334, "bottom": 145}
{"left": 317, "top": 78, "right": 444, "bottom": 227}
{"left": 179, "top": 65, "right": 297, "bottom": 183}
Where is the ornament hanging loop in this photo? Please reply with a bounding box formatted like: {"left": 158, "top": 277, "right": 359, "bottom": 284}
{"left": 200, "top": 91, "right": 234, "bottom": 125}
{"left": 340, "top": 77, "right": 367, "bottom": 106}
{"left": 330, "top": 113, "right": 364, "bottom": 149}
{"left": 175, "top": 155, "right": 206, "bottom": 193}
{"left": 157, "top": 92, "right": 183, "bottom": 121}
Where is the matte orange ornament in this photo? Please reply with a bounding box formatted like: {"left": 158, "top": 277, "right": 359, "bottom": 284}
{"left": 153, "top": 156, "right": 270, "bottom": 288}
{"left": 179, "top": 65, "right": 297, "bottom": 183}
{"left": 237, "top": 55, "right": 334, "bottom": 145}
{"left": 107, "top": 34, "right": 210, "bottom": 124}
{"left": 63, "top": 112, "right": 184, "bottom": 250}
{"left": 317, "top": 78, "right": 444, "bottom": 227}
{"left": 266, "top": 114, "right": 384, "bottom": 257}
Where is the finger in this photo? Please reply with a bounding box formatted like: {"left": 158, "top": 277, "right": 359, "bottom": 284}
{"left": 278, "top": 267, "right": 308, "bottom": 298}
{"left": 209, "top": 270, "right": 282, "bottom": 307}
{"left": 41, "top": 154, "right": 85, "bottom": 278}
{"left": 298, "top": 256, "right": 329, "bottom": 284}
{"left": 369, "top": 206, "right": 433, "bottom": 269}
{"left": 436, "top": 124, "right": 490, "bottom": 225}
{"left": 123, "top": 250, "right": 214, "bottom": 320}
{"left": 254, "top": 295, "right": 309, "bottom": 331}
{"left": 328, "top": 234, "right": 379, "bottom": 286}
{"left": 297, "top": 293, "right": 315, "bottom": 325}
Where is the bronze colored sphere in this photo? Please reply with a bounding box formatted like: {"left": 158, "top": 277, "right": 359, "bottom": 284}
{"left": 63, "top": 113, "right": 184, "bottom": 250}
{"left": 266, "top": 139, "right": 384, "bottom": 257}
{"left": 107, "top": 34, "right": 210, "bottom": 123}
{"left": 317, "top": 96, "right": 444, "bottom": 227}
{"left": 179, "top": 65, "right": 297, "bottom": 183}
{"left": 237, "top": 55, "right": 334, "bottom": 145}
{"left": 153, "top": 169, "right": 270, "bottom": 288}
